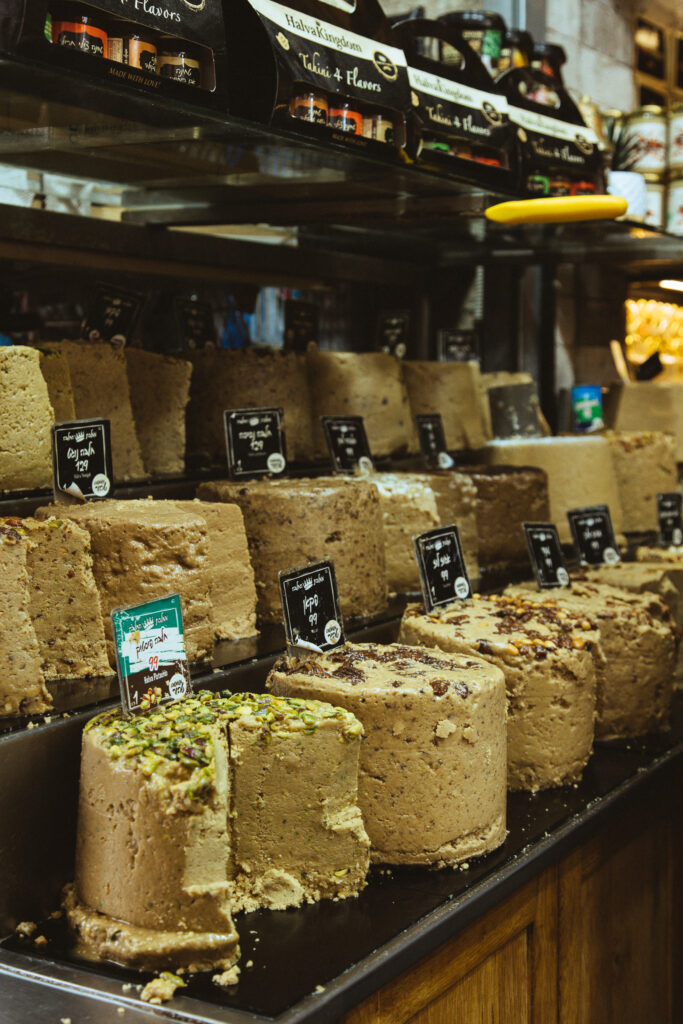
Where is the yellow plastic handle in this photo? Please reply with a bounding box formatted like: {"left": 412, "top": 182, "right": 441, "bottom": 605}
{"left": 485, "top": 195, "right": 627, "bottom": 225}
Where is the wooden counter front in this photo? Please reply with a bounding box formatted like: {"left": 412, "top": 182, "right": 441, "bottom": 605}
{"left": 343, "top": 784, "right": 681, "bottom": 1024}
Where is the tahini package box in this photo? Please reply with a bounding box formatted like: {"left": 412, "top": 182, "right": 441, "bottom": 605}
{"left": 0, "top": 0, "right": 227, "bottom": 108}
{"left": 222, "top": 0, "right": 412, "bottom": 159}
{"left": 392, "top": 16, "right": 517, "bottom": 192}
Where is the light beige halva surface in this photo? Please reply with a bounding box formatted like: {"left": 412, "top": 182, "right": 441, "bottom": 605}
{"left": 268, "top": 642, "right": 507, "bottom": 866}
{"left": 400, "top": 593, "right": 597, "bottom": 792}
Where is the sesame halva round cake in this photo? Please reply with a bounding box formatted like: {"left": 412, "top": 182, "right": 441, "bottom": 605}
{"left": 197, "top": 477, "right": 387, "bottom": 623}
{"left": 400, "top": 594, "right": 597, "bottom": 792}
{"left": 268, "top": 641, "right": 507, "bottom": 866}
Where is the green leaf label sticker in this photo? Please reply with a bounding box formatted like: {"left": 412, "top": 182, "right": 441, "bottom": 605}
{"left": 111, "top": 593, "right": 192, "bottom": 717}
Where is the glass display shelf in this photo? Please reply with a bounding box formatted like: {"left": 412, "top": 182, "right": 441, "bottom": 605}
{"left": 0, "top": 53, "right": 502, "bottom": 232}
{"left": 0, "top": 55, "right": 681, "bottom": 273}
{"left": 1, "top": 693, "right": 680, "bottom": 1023}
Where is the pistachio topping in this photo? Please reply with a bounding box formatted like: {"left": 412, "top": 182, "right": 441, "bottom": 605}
{"left": 86, "top": 690, "right": 362, "bottom": 793}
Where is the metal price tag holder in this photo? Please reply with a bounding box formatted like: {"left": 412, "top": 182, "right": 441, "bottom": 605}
{"left": 51, "top": 417, "right": 113, "bottom": 504}
{"left": 567, "top": 504, "right": 621, "bottom": 566}
{"left": 523, "top": 522, "right": 571, "bottom": 589}
{"left": 224, "top": 406, "right": 287, "bottom": 480}
{"left": 416, "top": 413, "right": 453, "bottom": 470}
{"left": 322, "top": 416, "right": 374, "bottom": 475}
{"left": 279, "top": 560, "right": 345, "bottom": 657}
{"left": 414, "top": 524, "right": 471, "bottom": 613}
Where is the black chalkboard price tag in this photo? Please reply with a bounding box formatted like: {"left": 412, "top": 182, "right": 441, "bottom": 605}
{"left": 437, "top": 328, "right": 478, "bottom": 363}
{"left": 414, "top": 525, "right": 471, "bottom": 612}
{"left": 322, "top": 416, "right": 374, "bottom": 474}
{"left": 416, "top": 414, "right": 453, "bottom": 470}
{"left": 82, "top": 283, "right": 144, "bottom": 346}
{"left": 377, "top": 309, "right": 410, "bottom": 358}
{"left": 488, "top": 383, "right": 542, "bottom": 439}
{"left": 567, "top": 505, "right": 621, "bottom": 566}
{"left": 284, "top": 299, "right": 318, "bottom": 352}
{"left": 279, "top": 560, "right": 345, "bottom": 653}
{"left": 224, "top": 407, "right": 287, "bottom": 480}
{"left": 174, "top": 298, "right": 216, "bottom": 350}
{"left": 523, "top": 523, "right": 571, "bottom": 590}
{"left": 657, "top": 492, "right": 683, "bottom": 547}
{"left": 51, "top": 418, "right": 113, "bottom": 502}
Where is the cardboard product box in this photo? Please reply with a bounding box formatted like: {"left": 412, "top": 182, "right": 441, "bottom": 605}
{"left": 1, "top": 0, "right": 227, "bottom": 108}
{"left": 223, "top": 0, "right": 411, "bottom": 159}
{"left": 392, "top": 17, "right": 517, "bottom": 192}
{"left": 603, "top": 382, "right": 683, "bottom": 461}
{"left": 498, "top": 64, "right": 604, "bottom": 196}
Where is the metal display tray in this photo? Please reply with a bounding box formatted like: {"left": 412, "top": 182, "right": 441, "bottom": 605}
{"left": 0, "top": 675, "right": 681, "bottom": 1023}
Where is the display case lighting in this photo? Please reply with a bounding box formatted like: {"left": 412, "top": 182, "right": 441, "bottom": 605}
{"left": 659, "top": 279, "right": 683, "bottom": 292}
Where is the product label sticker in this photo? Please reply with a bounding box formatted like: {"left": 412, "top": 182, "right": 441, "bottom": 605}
{"left": 571, "top": 385, "right": 604, "bottom": 432}
{"left": 523, "top": 522, "right": 571, "bottom": 589}
{"left": 567, "top": 505, "right": 621, "bottom": 566}
{"left": 82, "top": 283, "right": 144, "bottom": 346}
{"left": 322, "top": 416, "right": 374, "bottom": 474}
{"left": 284, "top": 299, "right": 318, "bottom": 352}
{"left": 657, "top": 492, "right": 683, "bottom": 547}
{"left": 279, "top": 560, "right": 345, "bottom": 653}
{"left": 224, "top": 407, "right": 287, "bottom": 479}
{"left": 112, "top": 593, "right": 192, "bottom": 718}
{"left": 416, "top": 414, "right": 453, "bottom": 469}
{"left": 437, "top": 328, "right": 478, "bottom": 362}
{"left": 175, "top": 298, "right": 216, "bottom": 350}
{"left": 488, "top": 382, "right": 542, "bottom": 439}
{"left": 414, "top": 525, "right": 471, "bottom": 612}
{"left": 51, "top": 418, "right": 113, "bottom": 502}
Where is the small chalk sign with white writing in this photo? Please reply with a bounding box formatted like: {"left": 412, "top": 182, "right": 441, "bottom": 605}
{"left": 284, "top": 299, "right": 319, "bottom": 352}
{"left": 322, "top": 416, "right": 374, "bottom": 474}
{"left": 523, "top": 523, "right": 570, "bottom": 590}
{"left": 224, "top": 407, "right": 287, "bottom": 480}
{"left": 52, "top": 418, "right": 113, "bottom": 502}
{"left": 112, "top": 593, "right": 192, "bottom": 718}
{"left": 82, "top": 283, "right": 144, "bottom": 346}
{"left": 488, "top": 383, "right": 542, "bottom": 439}
{"left": 377, "top": 309, "right": 410, "bottom": 358}
{"left": 175, "top": 298, "right": 216, "bottom": 350}
{"left": 279, "top": 560, "right": 345, "bottom": 654}
{"left": 416, "top": 414, "right": 453, "bottom": 469}
{"left": 437, "top": 328, "right": 478, "bottom": 363}
{"left": 414, "top": 525, "right": 471, "bottom": 612}
{"left": 657, "top": 492, "right": 683, "bottom": 547}
{"left": 567, "top": 505, "right": 621, "bottom": 566}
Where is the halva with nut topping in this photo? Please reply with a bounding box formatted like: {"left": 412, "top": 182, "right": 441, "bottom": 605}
{"left": 509, "top": 576, "right": 678, "bottom": 738}
{"left": 267, "top": 642, "right": 507, "bottom": 866}
{"left": 400, "top": 594, "right": 597, "bottom": 792}
{"left": 66, "top": 690, "right": 369, "bottom": 971}
{"left": 583, "top": 558, "right": 683, "bottom": 686}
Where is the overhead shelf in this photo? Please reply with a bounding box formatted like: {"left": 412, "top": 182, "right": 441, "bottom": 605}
{"left": 0, "top": 53, "right": 681, "bottom": 276}
{"left": 0, "top": 53, "right": 501, "bottom": 232}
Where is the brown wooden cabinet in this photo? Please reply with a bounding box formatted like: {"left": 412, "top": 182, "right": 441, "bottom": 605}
{"left": 342, "top": 789, "right": 680, "bottom": 1024}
